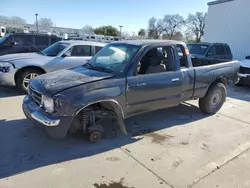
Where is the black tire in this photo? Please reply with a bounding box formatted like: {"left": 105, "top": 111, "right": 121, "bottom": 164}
{"left": 199, "top": 83, "right": 227, "bottom": 114}
{"left": 16, "top": 68, "right": 43, "bottom": 93}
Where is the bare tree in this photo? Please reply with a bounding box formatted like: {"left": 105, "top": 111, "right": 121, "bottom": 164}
{"left": 0, "top": 15, "right": 26, "bottom": 25}
{"left": 147, "top": 17, "right": 164, "bottom": 39}
{"left": 138, "top": 28, "right": 146, "bottom": 38}
{"left": 11, "top": 16, "right": 26, "bottom": 24}
{"left": 163, "top": 14, "right": 185, "bottom": 39}
{"left": 38, "top": 18, "right": 53, "bottom": 31}
{"left": 186, "top": 12, "right": 207, "bottom": 42}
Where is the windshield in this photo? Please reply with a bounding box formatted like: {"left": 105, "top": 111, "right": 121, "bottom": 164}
{"left": 0, "top": 34, "right": 10, "bottom": 44}
{"left": 87, "top": 43, "right": 140, "bottom": 73}
{"left": 42, "top": 42, "right": 69, "bottom": 56}
{"left": 187, "top": 44, "right": 209, "bottom": 55}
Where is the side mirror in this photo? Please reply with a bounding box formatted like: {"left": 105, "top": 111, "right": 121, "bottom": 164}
{"left": 62, "top": 51, "right": 71, "bottom": 57}
{"left": 245, "top": 56, "right": 250, "bottom": 60}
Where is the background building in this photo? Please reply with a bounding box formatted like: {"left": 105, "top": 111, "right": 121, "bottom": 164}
{"left": 204, "top": 0, "right": 250, "bottom": 60}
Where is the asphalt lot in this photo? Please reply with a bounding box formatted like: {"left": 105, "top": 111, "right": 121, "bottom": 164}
{"left": 0, "top": 85, "right": 250, "bottom": 188}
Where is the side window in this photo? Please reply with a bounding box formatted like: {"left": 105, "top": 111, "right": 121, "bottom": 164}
{"left": 177, "top": 45, "right": 188, "bottom": 68}
{"left": 215, "top": 45, "right": 226, "bottom": 55}
{"left": 225, "top": 45, "right": 232, "bottom": 55}
{"left": 95, "top": 46, "right": 103, "bottom": 54}
{"left": 70, "top": 45, "right": 91, "bottom": 56}
{"left": 13, "top": 35, "right": 27, "bottom": 45}
{"left": 138, "top": 46, "right": 175, "bottom": 75}
{"left": 35, "top": 36, "right": 49, "bottom": 46}
{"left": 207, "top": 46, "right": 216, "bottom": 56}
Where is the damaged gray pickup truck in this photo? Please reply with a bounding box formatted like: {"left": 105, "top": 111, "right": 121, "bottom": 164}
{"left": 22, "top": 40, "right": 240, "bottom": 142}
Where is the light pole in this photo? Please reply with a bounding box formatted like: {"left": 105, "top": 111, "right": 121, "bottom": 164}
{"left": 119, "top": 25, "right": 123, "bottom": 40}
{"left": 35, "top": 13, "right": 39, "bottom": 33}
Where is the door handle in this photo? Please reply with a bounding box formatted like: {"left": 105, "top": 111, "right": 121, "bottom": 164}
{"left": 172, "top": 78, "right": 179, "bottom": 82}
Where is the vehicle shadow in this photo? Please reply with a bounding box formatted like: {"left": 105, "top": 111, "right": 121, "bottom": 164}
{"left": 0, "top": 86, "right": 24, "bottom": 98}
{"left": 0, "top": 102, "right": 209, "bottom": 178}
{"left": 227, "top": 84, "right": 250, "bottom": 102}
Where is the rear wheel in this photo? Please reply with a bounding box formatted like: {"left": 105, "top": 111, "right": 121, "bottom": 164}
{"left": 16, "top": 69, "right": 43, "bottom": 93}
{"left": 199, "top": 83, "right": 226, "bottom": 114}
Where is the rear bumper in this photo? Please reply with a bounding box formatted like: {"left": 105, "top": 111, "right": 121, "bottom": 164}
{"left": 22, "top": 95, "right": 73, "bottom": 139}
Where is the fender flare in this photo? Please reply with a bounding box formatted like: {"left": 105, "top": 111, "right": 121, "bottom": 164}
{"left": 75, "top": 99, "right": 127, "bottom": 135}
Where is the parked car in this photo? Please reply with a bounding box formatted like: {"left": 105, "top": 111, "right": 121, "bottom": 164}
{"left": 22, "top": 40, "right": 239, "bottom": 142}
{"left": 235, "top": 56, "right": 250, "bottom": 86}
{"left": 187, "top": 42, "right": 233, "bottom": 66}
{"left": 0, "top": 40, "right": 105, "bottom": 92}
{"left": 0, "top": 33, "right": 62, "bottom": 56}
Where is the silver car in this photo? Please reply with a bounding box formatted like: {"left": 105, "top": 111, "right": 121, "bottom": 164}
{"left": 0, "top": 40, "right": 105, "bottom": 92}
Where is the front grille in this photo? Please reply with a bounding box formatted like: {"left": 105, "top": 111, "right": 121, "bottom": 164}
{"left": 239, "top": 66, "right": 250, "bottom": 74}
{"left": 29, "top": 86, "right": 42, "bottom": 106}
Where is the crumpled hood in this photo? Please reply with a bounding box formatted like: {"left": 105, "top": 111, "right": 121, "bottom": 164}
{"left": 240, "top": 59, "right": 250, "bottom": 68}
{"left": 0, "top": 53, "right": 54, "bottom": 67}
{"left": 29, "top": 66, "right": 114, "bottom": 96}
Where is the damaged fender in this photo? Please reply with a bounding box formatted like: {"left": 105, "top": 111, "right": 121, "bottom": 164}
{"left": 76, "top": 99, "right": 127, "bottom": 135}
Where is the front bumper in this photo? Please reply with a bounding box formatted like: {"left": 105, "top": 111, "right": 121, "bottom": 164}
{"left": 0, "top": 69, "right": 16, "bottom": 86}
{"left": 22, "top": 95, "right": 73, "bottom": 139}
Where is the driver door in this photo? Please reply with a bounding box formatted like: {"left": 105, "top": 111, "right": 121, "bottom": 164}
{"left": 50, "top": 45, "right": 92, "bottom": 71}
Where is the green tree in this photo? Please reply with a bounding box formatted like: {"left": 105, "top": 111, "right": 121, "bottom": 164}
{"left": 94, "top": 26, "right": 119, "bottom": 36}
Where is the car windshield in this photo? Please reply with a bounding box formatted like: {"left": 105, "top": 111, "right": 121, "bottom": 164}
{"left": 187, "top": 44, "right": 209, "bottom": 55}
{"left": 86, "top": 43, "right": 140, "bottom": 73}
{"left": 0, "top": 34, "right": 10, "bottom": 44}
{"left": 42, "top": 42, "right": 69, "bottom": 56}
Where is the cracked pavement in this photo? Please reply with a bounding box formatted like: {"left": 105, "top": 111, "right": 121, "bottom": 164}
{"left": 0, "top": 85, "right": 250, "bottom": 188}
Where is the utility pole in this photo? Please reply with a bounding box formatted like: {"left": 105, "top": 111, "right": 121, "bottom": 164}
{"left": 35, "top": 13, "right": 39, "bottom": 33}
{"left": 119, "top": 25, "right": 123, "bottom": 40}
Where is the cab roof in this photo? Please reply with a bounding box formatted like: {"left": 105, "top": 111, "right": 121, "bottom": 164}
{"left": 59, "top": 40, "right": 106, "bottom": 46}
{"left": 112, "top": 40, "right": 186, "bottom": 47}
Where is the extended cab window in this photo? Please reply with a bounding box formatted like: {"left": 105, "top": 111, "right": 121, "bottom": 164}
{"left": 138, "top": 46, "right": 175, "bottom": 75}
{"left": 70, "top": 45, "right": 91, "bottom": 56}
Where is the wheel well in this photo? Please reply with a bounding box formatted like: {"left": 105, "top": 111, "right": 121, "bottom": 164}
{"left": 71, "top": 101, "right": 126, "bottom": 135}
{"left": 212, "top": 77, "right": 228, "bottom": 87}
{"left": 15, "top": 66, "right": 46, "bottom": 85}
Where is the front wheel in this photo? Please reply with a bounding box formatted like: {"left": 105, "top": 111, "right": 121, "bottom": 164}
{"left": 16, "top": 69, "right": 43, "bottom": 93}
{"left": 199, "top": 83, "right": 227, "bottom": 114}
